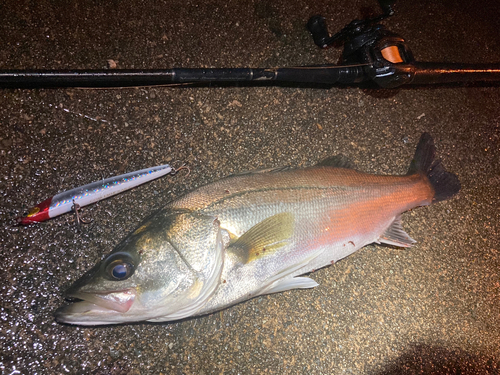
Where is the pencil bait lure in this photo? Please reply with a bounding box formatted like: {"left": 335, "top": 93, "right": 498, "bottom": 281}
{"left": 16, "top": 164, "right": 174, "bottom": 225}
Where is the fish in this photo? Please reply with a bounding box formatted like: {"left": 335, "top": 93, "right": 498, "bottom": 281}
{"left": 16, "top": 164, "right": 173, "bottom": 225}
{"left": 55, "top": 133, "right": 460, "bottom": 325}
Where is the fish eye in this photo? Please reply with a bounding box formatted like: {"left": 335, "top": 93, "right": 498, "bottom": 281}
{"left": 105, "top": 259, "right": 135, "bottom": 280}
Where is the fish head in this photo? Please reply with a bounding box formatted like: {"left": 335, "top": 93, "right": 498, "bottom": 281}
{"left": 56, "top": 210, "right": 225, "bottom": 325}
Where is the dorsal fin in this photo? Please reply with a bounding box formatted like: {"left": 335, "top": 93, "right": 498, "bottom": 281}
{"left": 231, "top": 165, "right": 294, "bottom": 177}
{"left": 315, "top": 154, "right": 355, "bottom": 169}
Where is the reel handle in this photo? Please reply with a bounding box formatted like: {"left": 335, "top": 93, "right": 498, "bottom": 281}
{"left": 378, "top": 0, "right": 396, "bottom": 16}
{"left": 306, "top": 16, "right": 331, "bottom": 49}
{"left": 307, "top": 0, "right": 396, "bottom": 49}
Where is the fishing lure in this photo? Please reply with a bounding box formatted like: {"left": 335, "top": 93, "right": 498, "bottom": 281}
{"left": 17, "top": 164, "right": 174, "bottom": 225}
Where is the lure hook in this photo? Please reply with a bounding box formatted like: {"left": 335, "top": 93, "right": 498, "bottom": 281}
{"left": 170, "top": 163, "right": 191, "bottom": 178}
{"left": 71, "top": 199, "right": 93, "bottom": 227}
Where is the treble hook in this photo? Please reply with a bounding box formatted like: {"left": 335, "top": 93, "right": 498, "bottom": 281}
{"left": 71, "top": 199, "right": 93, "bottom": 227}
{"left": 170, "top": 163, "right": 191, "bottom": 178}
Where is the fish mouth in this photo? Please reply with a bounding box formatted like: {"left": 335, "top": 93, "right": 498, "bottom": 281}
{"left": 55, "top": 289, "right": 136, "bottom": 326}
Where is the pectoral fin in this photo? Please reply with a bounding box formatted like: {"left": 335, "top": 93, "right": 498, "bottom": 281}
{"left": 229, "top": 212, "right": 295, "bottom": 264}
{"left": 377, "top": 215, "right": 416, "bottom": 248}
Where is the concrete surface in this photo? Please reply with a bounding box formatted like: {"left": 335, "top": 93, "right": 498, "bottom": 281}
{"left": 1, "top": 0, "right": 499, "bottom": 374}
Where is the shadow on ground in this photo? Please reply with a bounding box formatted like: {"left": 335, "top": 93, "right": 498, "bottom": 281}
{"left": 374, "top": 343, "right": 500, "bottom": 375}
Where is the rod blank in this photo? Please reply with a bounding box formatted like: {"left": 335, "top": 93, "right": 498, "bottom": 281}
{"left": 0, "top": 66, "right": 367, "bottom": 88}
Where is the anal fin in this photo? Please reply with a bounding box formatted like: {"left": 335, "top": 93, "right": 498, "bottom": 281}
{"left": 378, "top": 215, "right": 416, "bottom": 248}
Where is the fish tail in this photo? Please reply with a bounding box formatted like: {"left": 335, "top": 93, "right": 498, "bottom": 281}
{"left": 408, "top": 133, "right": 461, "bottom": 203}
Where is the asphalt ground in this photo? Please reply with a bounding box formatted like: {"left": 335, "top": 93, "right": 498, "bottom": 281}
{"left": 1, "top": 0, "right": 499, "bottom": 374}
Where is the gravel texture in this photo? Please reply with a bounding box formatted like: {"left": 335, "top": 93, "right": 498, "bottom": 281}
{"left": 1, "top": 0, "right": 499, "bottom": 374}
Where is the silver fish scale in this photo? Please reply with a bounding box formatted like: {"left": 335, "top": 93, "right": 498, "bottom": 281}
{"left": 173, "top": 170, "right": 431, "bottom": 315}
{"left": 157, "top": 211, "right": 221, "bottom": 275}
{"left": 136, "top": 243, "right": 191, "bottom": 308}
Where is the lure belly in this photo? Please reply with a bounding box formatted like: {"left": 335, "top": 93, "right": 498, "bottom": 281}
{"left": 17, "top": 164, "right": 173, "bottom": 225}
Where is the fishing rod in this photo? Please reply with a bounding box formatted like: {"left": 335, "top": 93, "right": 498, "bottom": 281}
{"left": 1, "top": 0, "right": 499, "bottom": 89}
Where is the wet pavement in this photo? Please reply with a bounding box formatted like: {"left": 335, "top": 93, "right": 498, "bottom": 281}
{"left": 1, "top": 0, "right": 499, "bottom": 374}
